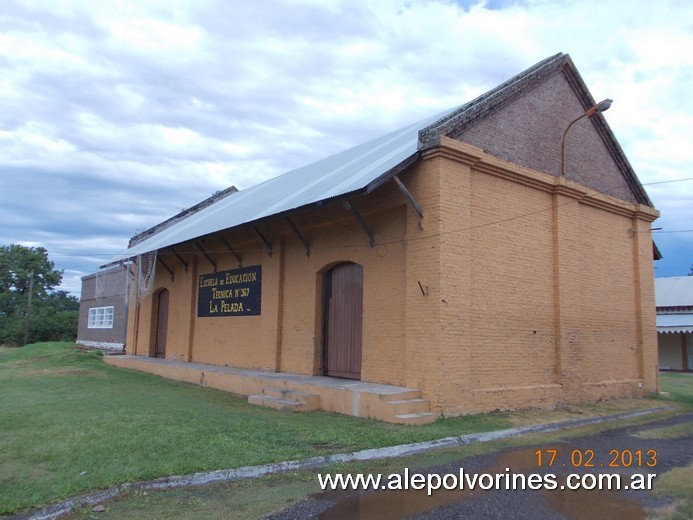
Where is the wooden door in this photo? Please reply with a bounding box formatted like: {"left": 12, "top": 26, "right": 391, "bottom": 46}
{"left": 324, "top": 263, "right": 363, "bottom": 379}
{"left": 154, "top": 289, "right": 169, "bottom": 358}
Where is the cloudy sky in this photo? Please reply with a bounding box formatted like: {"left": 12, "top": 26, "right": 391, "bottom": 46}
{"left": 1, "top": 0, "right": 691, "bottom": 296}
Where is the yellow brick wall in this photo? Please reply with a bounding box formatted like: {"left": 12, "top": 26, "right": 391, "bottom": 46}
{"left": 277, "top": 201, "right": 407, "bottom": 384}
{"left": 405, "top": 140, "right": 658, "bottom": 414}
{"left": 465, "top": 164, "right": 557, "bottom": 409}
{"left": 577, "top": 205, "right": 637, "bottom": 383}
{"left": 401, "top": 156, "right": 448, "bottom": 399}
{"left": 188, "top": 246, "right": 280, "bottom": 370}
{"left": 128, "top": 185, "right": 410, "bottom": 386}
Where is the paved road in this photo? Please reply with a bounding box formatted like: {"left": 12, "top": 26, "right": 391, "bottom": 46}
{"left": 268, "top": 412, "right": 693, "bottom": 520}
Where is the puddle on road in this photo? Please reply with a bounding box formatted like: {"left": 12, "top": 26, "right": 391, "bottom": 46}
{"left": 318, "top": 448, "right": 645, "bottom": 520}
{"left": 542, "top": 486, "right": 644, "bottom": 520}
{"left": 318, "top": 484, "right": 472, "bottom": 520}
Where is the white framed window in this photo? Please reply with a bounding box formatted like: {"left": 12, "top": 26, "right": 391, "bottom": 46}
{"left": 88, "top": 306, "right": 114, "bottom": 329}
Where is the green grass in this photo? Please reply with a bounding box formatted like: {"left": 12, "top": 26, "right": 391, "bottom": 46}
{"left": 634, "top": 422, "right": 693, "bottom": 439}
{"left": 63, "top": 373, "right": 690, "bottom": 520}
{"left": 650, "top": 464, "right": 693, "bottom": 520}
{"left": 66, "top": 475, "right": 318, "bottom": 520}
{"left": 658, "top": 372, "right": 693, "bottom": 408}
{"left": 647, "top": 373, "right": 693, "bottom": 520}
{"left": 65, "top": 409, "right": 690, "bottom": 520}
{"left": 0, "top": 342, "right": 509, "bottom": 515}
{"left": 2, "top": 344, "right": 687, "bottom": 516}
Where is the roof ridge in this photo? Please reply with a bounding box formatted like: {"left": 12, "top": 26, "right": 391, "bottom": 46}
{"left": 128, "top": 185, "right": 239, "bottom": 247}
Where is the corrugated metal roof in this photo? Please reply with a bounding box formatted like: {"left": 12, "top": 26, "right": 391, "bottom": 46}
{"left": 104, "top": 52, "right": 653, "bottom": 267}
{"left": 104, "top": 104, "right": 463, "bottom": 266}
{"left": 655, "top": 276, "right": 693, "bottom": 308}
{"left": 657, "top": 313, "right": 693, "bottom": 334}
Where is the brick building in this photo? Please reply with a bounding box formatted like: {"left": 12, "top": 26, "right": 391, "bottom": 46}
{"left": 104, "top": 54, "right": 659, "bottom": 423}
{"left": 655, "top": 276, "right": 693, "bottom": 372}
{"left": 77, "top": 265, "right": 128, "bottom": 351}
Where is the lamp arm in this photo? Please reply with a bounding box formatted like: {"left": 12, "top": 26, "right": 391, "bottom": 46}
{"left": 560, "top": 112, "right": 587, "bottom": 176}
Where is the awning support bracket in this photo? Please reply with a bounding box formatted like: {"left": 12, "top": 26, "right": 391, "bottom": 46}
{"left": 393, "top": 174, "right": 424, "bottom": 221}
{"left": 170, "top": 248, "right": 188, "bottom": 272}
{"left": 285, "top": 216, "right": 310, "bottom": 257}
{"left": 157, "top": 257, "right": 174, "bottom": 281}
{"left": 195, "top": 241, "right": 217, "bottom": 272}
{"left": 251, "top": 225, "right": 273, "bottom": 257}
{"left": 343, "top": 200, "right": 375, "bottom": 247}
{"left": 220, "top": 236, "right": 243, "bottom": 266}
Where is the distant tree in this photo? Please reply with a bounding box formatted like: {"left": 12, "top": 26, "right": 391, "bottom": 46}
{"left": 0, "top": 244, "right": 79, "bottom": 346}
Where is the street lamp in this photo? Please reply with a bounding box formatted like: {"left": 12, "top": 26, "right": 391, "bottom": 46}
{"left": 560, "top": 98, "right": 613, "bottom": 176}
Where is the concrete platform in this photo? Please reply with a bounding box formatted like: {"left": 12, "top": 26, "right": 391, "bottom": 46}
{"left": 104, "top": 355, "right": 436, "bottom": 424}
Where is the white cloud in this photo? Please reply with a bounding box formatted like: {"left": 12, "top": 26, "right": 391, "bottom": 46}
{"left": 0, "top": 0, "right": 691, "bottom": 296}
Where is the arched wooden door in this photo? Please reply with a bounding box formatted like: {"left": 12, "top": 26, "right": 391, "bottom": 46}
{"left": 323, "top": 263, "right": 363, "bottom": 380}
{"left": 154, "top": 289, "right": 169, "bottom": 358}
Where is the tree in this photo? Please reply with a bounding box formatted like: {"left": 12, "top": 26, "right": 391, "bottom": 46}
{"left": 0, "top": 244, "right": 79, "bottom": 346}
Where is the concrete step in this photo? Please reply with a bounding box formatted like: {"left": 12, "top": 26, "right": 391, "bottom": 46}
{"left": 248, "top": 394, "right": 315, "bottom": 412}
{"left": 386, "top": 398, "right": 431, "bottom": 416}
{"left": 260, "top": 387, "right": 320, "bottom": 410}
{"left": 249, "top": 386, "right": 320, "bottom": 412}
{"left": 383, "top": 397, "right": 433, "bottom": 423}
{"left": 393, "top": 412, "right": 437, "bottom": 425}
{"left": 382, "top": 389, "right": 422, "bottom": 402}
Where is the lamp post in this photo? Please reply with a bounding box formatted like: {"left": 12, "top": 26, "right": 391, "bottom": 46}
{"left": 560, "top": 98, "right": 612, "bottom": 176}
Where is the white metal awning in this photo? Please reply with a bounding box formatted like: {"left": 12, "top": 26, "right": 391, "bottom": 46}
{"left": 654, "top": 276, "right": 693, "bottom": 308}
{"left": 657, "top": 313, "right": 693, "bottom": 334}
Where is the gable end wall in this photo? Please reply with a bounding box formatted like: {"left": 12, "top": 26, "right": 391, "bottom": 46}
{"left": 451, "top": 72, "right": 638, "bottom": 205}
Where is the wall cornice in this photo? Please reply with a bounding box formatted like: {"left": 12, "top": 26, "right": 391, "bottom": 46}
{"left": 423, "top": 137, "right": 660, "bottom": 222}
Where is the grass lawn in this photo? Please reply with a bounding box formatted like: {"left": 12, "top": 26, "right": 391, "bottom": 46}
{"left": 647, "top": 372, "right": 693, "bottom": 520}
{"left": 651, "top": 463, "right": 693, "bottom": 520}
{"left": 1, "top": 342, "right": 511, "bottom": 515}
{"left": 1, "top": 343, "right": 687, "bottom": 516}
{"left": 62, "top": 380, "right": 692, "bottom": 520}
{"left": 658, "top": 372, "right": 693, "bottom": 407}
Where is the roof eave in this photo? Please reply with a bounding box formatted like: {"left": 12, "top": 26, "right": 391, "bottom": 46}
{"left": 101, "top": 152, "right": 422, "bottom": 269}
